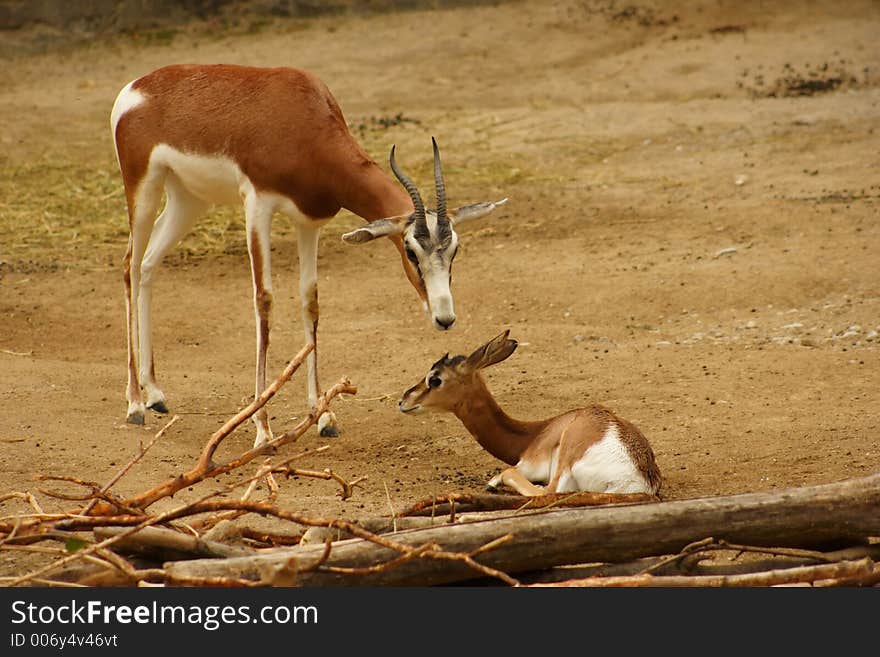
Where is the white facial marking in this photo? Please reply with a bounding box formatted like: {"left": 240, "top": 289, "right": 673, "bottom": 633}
{"left": 569, "top": 422, "right": 653, "bottom": 494}
{"left": 404, "top": 214, "right": 459, "bottom": 330}
{"left": 423, "top": 266, "right": 455, "bottom": 329}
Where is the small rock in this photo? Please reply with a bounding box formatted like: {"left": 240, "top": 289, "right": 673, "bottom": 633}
{"left": 714, "top": 246, "right": 738, "bottom": 258}
{"left": 734, "top": 174, "right": 748, "bottom": 186}
{"left": 800, "top": 337, "right": 818, "bottom": 347}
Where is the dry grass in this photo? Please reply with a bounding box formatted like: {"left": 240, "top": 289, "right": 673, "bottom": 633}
{"left": 0, "top": 118, "right": 521, "bottom": 273}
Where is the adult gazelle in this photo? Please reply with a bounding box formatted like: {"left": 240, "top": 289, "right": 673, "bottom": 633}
{"left": 111, "top": 64, "right": 506, "bottom": 444}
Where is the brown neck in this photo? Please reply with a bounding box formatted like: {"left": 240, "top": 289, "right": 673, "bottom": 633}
{"left": 452, "top": 375, "right": 549, "bottom": 466}
{"left": 337, "top": 151, "right": 414, "bottom": 221}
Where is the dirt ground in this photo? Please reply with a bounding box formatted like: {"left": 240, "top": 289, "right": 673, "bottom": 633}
{"left": 1, "top": 1, "right": 878, "bottom": 578}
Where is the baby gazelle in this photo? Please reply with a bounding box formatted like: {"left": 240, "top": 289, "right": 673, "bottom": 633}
{"left": 399, "top": 330, "right": 662, "bottom": 497}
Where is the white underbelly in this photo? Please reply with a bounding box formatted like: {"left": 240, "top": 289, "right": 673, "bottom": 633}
{"left": 150, "top": 144, "right": 244, "bottom": 206}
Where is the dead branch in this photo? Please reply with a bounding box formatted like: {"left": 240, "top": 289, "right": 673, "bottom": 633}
{"left": 399, "top": 490, "right": 656, "bottom": 516}
{"left": 122, "top": 375, "right": 357, "bottom": 511}
{"left": 164, "top": 472, "right": 880, "bottom": 586}
{"left": 82, "top": 415, "right": 179, "bottom": 515}
{"left": 528, "top": 557, "right": 877, "bottom": 587}
{"left": 150, "top": 500, "right": 521, "bottom": 586}
{"left": 0, "top": 491, "right": 45, "bottom": 514}
{"left": 93, "top": 526, "right": 256, "bottom": 560}
{"left": 197, "top": 342, "right": 313, "bottom": 472}
{"left": 239, "top": 527, "right": 303, "bottom": 547}
{"left": 640, "top": 537, "right": 843, "bottom": 575}
{"left": 277, "top": 466, "right": 367, "bottom": 500}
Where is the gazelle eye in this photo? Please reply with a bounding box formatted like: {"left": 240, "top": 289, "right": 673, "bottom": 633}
{"left": 428, "top": 375, "right": 442, "bottom": 389}
{"left": 405, "top": 246, "right": 419, "bottom": 264}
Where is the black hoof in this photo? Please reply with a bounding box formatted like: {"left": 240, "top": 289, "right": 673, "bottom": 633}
{"left": 126, "top": 412, "right": 145, "bottom": 425}
{"left": 148, "top": 400, "right": 169, "bottom": 414}
{"left": 319, "top": 425, "right": 340, "bottom": 438}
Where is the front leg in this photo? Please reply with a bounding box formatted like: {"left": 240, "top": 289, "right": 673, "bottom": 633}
{"left": 296, "top": 222, "right": 338, "bottom": 437}
{"left": 245, "top": 196, "right": 275, "bottom": 448}
{"left": 487, "top": 467, "right": 547, "bottom": 497}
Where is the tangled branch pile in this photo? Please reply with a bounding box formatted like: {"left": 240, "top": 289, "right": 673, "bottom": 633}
{"left": 2, "top": 342, "right": 879, "bottom": 587}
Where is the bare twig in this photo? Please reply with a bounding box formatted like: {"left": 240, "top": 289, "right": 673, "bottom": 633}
{"left": 530, "top": 557, "right": 876, "bottom": 587}
{"left": 640, "top": 537, "right": 838, "bottom": 575}
{"left": 277, "top": 466, "right": 366, "bottom": 501}
{"left": 123, "top": 375, "right": 356, "bottom": 511}
{"left": 400, "top": 490, "right": 655, "bottom": 517}
{"left": 82, "top": 415, "right": 180, "bottom": 515}
{"left": 0, "top": 491, "right": 45, "bottom": 514}
{"left": 197, "top": 343, "right": 313, "bottom": 472}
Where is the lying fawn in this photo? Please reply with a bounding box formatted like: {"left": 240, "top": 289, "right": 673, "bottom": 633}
{"left": 399, "top": 330, "right": 662, "bottom": 497}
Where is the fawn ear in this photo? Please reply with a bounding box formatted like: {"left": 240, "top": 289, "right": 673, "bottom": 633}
{"left": 465, "top": 329, "right": 518, "bottom": 371}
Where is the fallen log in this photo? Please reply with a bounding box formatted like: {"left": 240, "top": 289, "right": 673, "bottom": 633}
{"left": 165, "top": 472, "right": 880, "bottom": 586}
{"left": 399, "top": 491, "right": 655, "bottom": 517}
{"left": 520, "top": 544, "right": 880, "bottom": 583}
{"left": 94, "top": 526, "right": 255, "bottom": 561}
{"left": 528, "top": 557, "right": 879, "bottom": 587}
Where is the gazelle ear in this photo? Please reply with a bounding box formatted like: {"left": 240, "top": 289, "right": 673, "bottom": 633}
{"left": 341, "top": 215, "right": 409, "bottom": 244}
{"left": 465, "top": 329, "right": 517, "bottom": 371}
{"left": 448, "top": 198, "right": 508, "bottom": 226}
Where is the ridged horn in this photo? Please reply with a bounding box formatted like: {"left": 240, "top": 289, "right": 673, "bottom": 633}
{"left": 432, "top": 137, "right": 448, "bottom": 224}
{"left": 389, "top": 145, "right": 425, "bottom": 221}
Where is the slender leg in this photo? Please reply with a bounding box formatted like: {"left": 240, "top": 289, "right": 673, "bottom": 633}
{"left": 487, "top": 467, "right": 547, "bottom": 496}
{"left": 137, "top": 174, "right": 208, "bottom": 412}
{"left": 123, "top": 237, "right": 141, "bottom": 422}
{"left": 296, "top": 222, "right": 338, "bottom": 437}
{"left": 245, "top": 194, "right": 275, "bottom": 448}
{"left": 124, "top": 168, "right": 165, "bottom": 425}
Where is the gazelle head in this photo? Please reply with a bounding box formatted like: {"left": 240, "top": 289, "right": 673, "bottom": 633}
{"left": 399, "top": 329, "right": 518, "bottom": 414}
{"left": 342, "top": 138, "right": 506, "bottom": 331}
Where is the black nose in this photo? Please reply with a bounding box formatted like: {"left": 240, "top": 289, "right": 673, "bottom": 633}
{"left": 436, "top": 317, "right": 455, "bottom": 330}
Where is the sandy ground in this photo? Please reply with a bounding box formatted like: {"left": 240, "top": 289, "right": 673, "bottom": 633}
{"left": 1, "top": 1, "right": 878, "bottom": 578}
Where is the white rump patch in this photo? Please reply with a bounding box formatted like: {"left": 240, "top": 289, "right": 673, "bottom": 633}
{"left": 565, "top": 422, "right": 652, "bottom": 494}
{"left": 110, "top": 80, "right": 145, "bottom": 165}
{"left": 110, "top": 81, "right": 144, "bottom": 135}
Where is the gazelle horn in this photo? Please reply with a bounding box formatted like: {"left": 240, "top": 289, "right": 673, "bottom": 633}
{"left": 389, "top": 144, "right": 425, "bottom": 221}
{"left": 432, "top": 137, "right": 448, "bottom": 224}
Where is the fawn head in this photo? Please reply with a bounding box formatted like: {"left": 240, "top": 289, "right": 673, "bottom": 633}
{"left": 399, "top": 329, "right": 518, "bottom": 414}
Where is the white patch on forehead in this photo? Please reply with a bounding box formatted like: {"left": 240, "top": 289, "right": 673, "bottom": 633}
{"left": 569, "top": 422, "right": 652, "bottom": 494}
{"left": 425, "top": 211, "right": 439, "bottom": 237}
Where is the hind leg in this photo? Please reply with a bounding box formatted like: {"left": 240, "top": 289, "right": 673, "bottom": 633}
{"left": 137, "top": 173, "right": 208, "bottom": 413}
{"left": 124, "top": 167, "right": 166, "bottom": 424}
